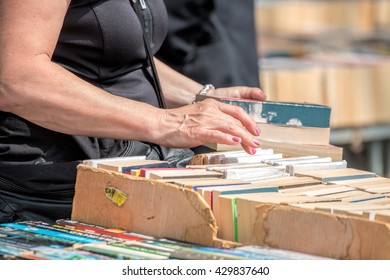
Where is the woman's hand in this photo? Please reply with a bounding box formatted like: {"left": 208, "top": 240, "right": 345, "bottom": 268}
{"left": 152, "top": 98, "right": 261, "bottom": 155}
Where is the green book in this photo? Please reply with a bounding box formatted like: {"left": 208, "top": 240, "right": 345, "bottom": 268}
{"left": 195, "top": 95, "right": 331, "bottom": 128}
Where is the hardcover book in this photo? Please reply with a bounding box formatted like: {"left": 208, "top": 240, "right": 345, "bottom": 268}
{"left": 195, "top": 95, "right": 331, "bottom": 128}
{"left": 97, "top": 160, "right": 169, "bottom": 174}
{"left": 203, "top": 140, "right": 343, "bottom": 162}
{"left": 294, "top": 168, "right": 376, "bottom": 182}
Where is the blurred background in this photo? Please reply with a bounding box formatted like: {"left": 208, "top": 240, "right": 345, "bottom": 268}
{"left": 255, "top": 0, "right": 390, "bottom": 177}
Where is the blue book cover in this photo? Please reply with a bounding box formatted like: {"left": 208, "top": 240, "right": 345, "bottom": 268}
{"left": 192, "top": 182, "right": 248, "bottom": 191}
{"left": 1, "top": 223, "right": 101, "bottom": 244}
{"left": 196, "top": 95, "right": 330, "bottom": 128}
{"left": 24, "top": 247, "right": 114, "bottom": 260}
{"left": 234, "top": 246, "right": 329, "bottom": 260}
{"left": 217, "top": 186, "right": 278, "bottom": 196}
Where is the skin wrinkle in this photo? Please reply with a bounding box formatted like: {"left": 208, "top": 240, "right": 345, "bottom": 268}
{"left": 169, "top": 99, "right": 252, "bottom": 148}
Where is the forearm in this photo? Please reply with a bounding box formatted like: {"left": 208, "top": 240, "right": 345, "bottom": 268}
{"left": 0, "top": 55, "right": 161, "bottom": 142}
{"left": 155, "top": 59, "right": 203, "bottom": 108}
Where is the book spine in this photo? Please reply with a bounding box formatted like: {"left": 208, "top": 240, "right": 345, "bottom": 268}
{"left": 220, "top": 186, "right": 279, "bottom": 196}
{"left": 3, "top": 223, "right": 101, "bottom": 244}
{"left": 55, "top": 220, "right": 146, "bottom": 242}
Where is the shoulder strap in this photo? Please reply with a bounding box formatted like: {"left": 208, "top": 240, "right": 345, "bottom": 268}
{"left": 130, "top": 0, "right": 167, "bottom": 109}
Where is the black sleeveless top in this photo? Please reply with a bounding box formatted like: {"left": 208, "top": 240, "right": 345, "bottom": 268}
{"left": 0, "top": 0, "right": 168, "bottom": 165}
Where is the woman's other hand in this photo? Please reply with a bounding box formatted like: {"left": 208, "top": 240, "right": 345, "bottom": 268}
{"left": 206, "top": 86, "right": 266, "bottom": 101}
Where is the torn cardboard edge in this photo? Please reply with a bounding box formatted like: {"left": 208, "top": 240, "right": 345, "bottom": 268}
{"left": 72, "top": 164, "right": 238, "bottom": 248}
{"left": 252, "top": 203, "right": 390, "bottom": 260}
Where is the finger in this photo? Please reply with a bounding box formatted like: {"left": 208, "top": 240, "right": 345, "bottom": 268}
{"left": 236, "top": 86, "right": 267, "bottom": 101}
{"left": 216, "top": 102, "right": 259, "bottom": 136}
{"left": 196, "top": 125, "right": 260, "bottom": 156}
{"left": 206, "top": 117, "right": 261, "bottom": 153}
{"left": 213, "top": 86, "right": 266, "bottom": 101}
{"left": 195, "top": 126, "right": 258, "bottom": 154}
{"left": 241, "top": 141, "right": 261, "bottom": 155}
{"left": 220, "top": 119, "right": 262, "bottom": 153}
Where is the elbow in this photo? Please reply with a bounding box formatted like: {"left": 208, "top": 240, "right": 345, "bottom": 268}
{"left": 0, "top": 63, "right": 24, "bottom": 113}
{"left": 0, "top": 76, "right": 14, "bottom": 113}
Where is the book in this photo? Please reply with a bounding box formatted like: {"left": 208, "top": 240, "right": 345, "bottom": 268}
{"left": 341, "top": 193, "right": 387, "bottom": 204}
{"left": 193, "top": 163, "right": 271, "bottom": 172}
{"left": 204, "top": 140, "right": 343, "bottom": 162}
{"left": 222, "top": 166, "right": 288, "bottom": 181}
{"left": 147, "top": 169, "right": 223, "bottom": 180}
{"left": 362, "top": 186, "right": 390, "bottom": 194}
{"left": 249, "top": 176, "right": 321, "bottom": 189}
{"left": 169, "top": 178, "right": 226, "bottom": 188}
{"left": 0, "top": 226, "right": 79, "bottom": 247}
{"left": 1, "top": 223, "right": 102, "bottom": 244}
{"left": 267, "top": 156, "right": 332, "bottom": 166}
{"left": 180, "top": 179, "right": 248, "bottom": 191}
{"left": 327, "top": 176, "right": 390, "bottom": 188}
{"left": 169, "top": 247, "right": 244, "bottom": 260}
{"left": 75, "top": 243, "right": 162, "bottom": 260}
{"left": 139, "top": 167, "right": 196, "bottom": 178}
{"left": 286, "top": 160, "right": 348, "bottom": 176}
{"left": 256, "top": 122, "right": 330, "bottom": 146}
{"left": 233, "top": 245, "right": 329, "bottom": 260}
{"left": 55, "top": 219, "right": 150, "bottom": 242}
{"left": 200, "top": 184, "right": 278, "bottom": 210}
{"left": 83, "top": 156, "right": 146, "bottom": 168}
{"left": 97, "top": 160, "right": 169, "bottom": 173}
{"left": 294, "top": 168, "right": 376, "bottom": 182}
{"left": 195, "top": 95, "right": 331, "bottom": 128}
{"left": 202, "top": 148, "right": 274, "bottom": 165}
{"left": 221, "top": 153, "right": 283, "bottom": 164}
{"left": 21, "top": 247, "right": 115, "bottom": 260}
{"left": 279, "top": 184, "right": 355, "bottom": 196}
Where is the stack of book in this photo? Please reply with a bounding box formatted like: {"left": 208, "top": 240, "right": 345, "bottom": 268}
{"left": 70, "top": 148, "right": 390, "bottom": 259}
{"left": 0, "top": 220, "right": 326, "bottom": 260}
{"left": 195, "top": 95, "right": 343, "bottom": 160}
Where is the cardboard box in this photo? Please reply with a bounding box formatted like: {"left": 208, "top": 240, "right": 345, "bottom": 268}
{"left": 72, "top": 164, "right": 390, "bottom": 259}
{"left": 252, "top": 203, "right": 390, "bottom": 260}
{"left": 72, "top": 164, "right": 235, "bottom": 248}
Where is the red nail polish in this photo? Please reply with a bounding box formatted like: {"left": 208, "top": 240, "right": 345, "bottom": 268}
{"left": 253, "top": 139, "right": 260, "bottom": 146}
{"left": 256, "top": 127, "right": 261, "bottom": 136}
{"left": 252, "top": 148, "right": 257, "bottom": 155}
{"left": 232, "top": 136, "right": 241, "bottom": 143}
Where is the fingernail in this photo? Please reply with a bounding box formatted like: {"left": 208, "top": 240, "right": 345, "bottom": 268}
{"left": 252, "top": 148, "right": 257, "bottom": 155}
{"left": 253, "top": 139, "right": 260, "bottom": 146}
{"left": 232, "top": 136, "right": 241, "bottom": 143}
{"left": 256, "top": 126, "right": 261, "bottom": 136}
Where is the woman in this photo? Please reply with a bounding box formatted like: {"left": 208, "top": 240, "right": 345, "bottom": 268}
{"left": 0, "top": 0, "right": 266, "bottom": 223}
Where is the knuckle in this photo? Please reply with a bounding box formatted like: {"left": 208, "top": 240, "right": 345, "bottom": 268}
{"left": 234, "top": 106, "right": 246, "bottom": 115}
{"left": 208, "top": 129, "right": 218, "bottom": 139}
{"left": 226, "top": 119, "right": 242, "bottom": 131}
{"left": 226, "top": 122, "right": 235, "bottom": 131}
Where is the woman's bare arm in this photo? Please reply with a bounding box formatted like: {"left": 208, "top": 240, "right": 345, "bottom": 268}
{"left": 0, "top": 0, "right": 262, "bottom": 154}
{"left": 0, "top": 0, "right": 163, "bottom": 141}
